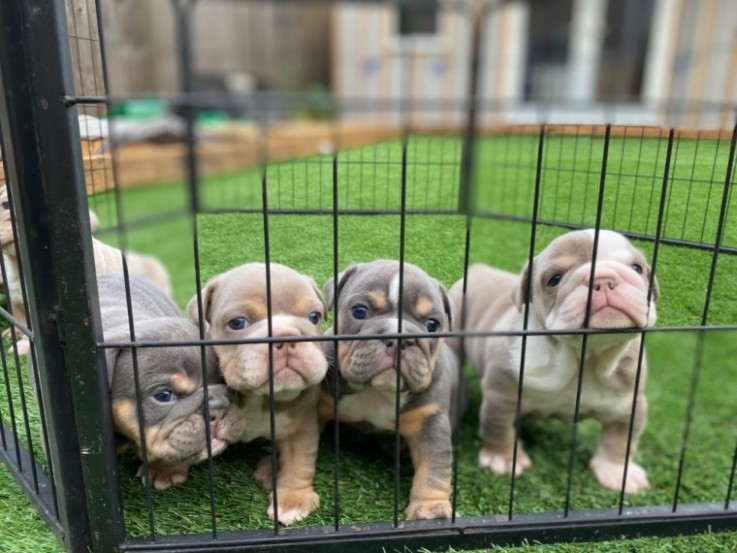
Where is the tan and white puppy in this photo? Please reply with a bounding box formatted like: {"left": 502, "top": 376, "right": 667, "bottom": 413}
{"left": 188, "top": 262, "right": 328, "bottom": 526}
{"left": 449, "top": 229, "right": 658, "bottom": 494}
{"left": 0, "top": 186, "right": 172, "bottom": 354}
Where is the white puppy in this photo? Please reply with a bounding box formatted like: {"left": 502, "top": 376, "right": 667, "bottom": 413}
{"left": 449, "top": 229, "right": 659, "bottom": 494}
{"left": 1, "top": 186, "right": 172, "bottom": 354}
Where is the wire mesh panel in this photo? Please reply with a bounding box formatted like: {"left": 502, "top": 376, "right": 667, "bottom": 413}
{"left": 1, "top": 0, "right": 737, "bottom": 552}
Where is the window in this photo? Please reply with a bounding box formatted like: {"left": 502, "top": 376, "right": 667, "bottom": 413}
{"left": 398, "top": 4, "right": 438, "bottom": 35}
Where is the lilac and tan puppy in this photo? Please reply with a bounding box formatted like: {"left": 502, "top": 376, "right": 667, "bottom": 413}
{"left": 321, "top": 260, "right": 465, "bottom": 520}
{"left": 100, "top": 273, "right": 244, "bottom": 490}
{"left": 449, "top": 230, "right": 658, "bottom": 494}
{"left": 1, "top": 186, "right": 172, "bottom": 354}
{"left": 188, "top": 262, "right": 328, "bottom": 526}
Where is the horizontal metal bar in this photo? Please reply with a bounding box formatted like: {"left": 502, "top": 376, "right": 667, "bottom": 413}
{"left": 471, "top": 211, "right": 737, "bottom": 255}
{"left": 98, "top": 322, "right": 737, "bottom": 350}
{"left": 64, "top": 93, "right": 737, "bottom": 115}
{"left": 0, "top": 305, "right": 33, "bottom": 338}
{"left": 0, "top": 424, "right": 63, "bottom": 542}
{"left": 120, "top": 502, "right": 737, "bottom": 552}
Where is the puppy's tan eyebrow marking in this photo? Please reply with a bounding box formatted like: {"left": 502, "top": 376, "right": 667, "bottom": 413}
{"left": 293, "top": 290, "right": 321, "bottom": 316}
{"left": 170, "top": 373, "right": 197, "bottom": 395}
{"left": 235, "top": 298, "right": 266, "bottom": 322}
{"left": 367, "top": 289, "right": 388, "bottom": 310}
{"left": 399, "top": 403, "right": 441, "bottom": 438}
{"left": 414, "top": 296, "right": 434, "bottom": 318}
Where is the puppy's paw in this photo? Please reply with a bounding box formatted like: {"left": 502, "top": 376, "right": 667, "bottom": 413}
{"left": 589, "top": 453, "right": 650, "bottom": 494}
{"left": 137, "top": 463, "right": 190, "bottom": 491}
{"left": 253, "top": 456, "right": 275, "bottom": 491}
{"left": 268, "top": 489, "right": 320, "bottom": 526}
{"left": 3, "top": 329, "right": 29, "bottom": 355}
{"left": 478, "top": 446, "right": 531, "bottom": 476}
{"left": 405, "top": 499, "right": 452, "bottom": 520}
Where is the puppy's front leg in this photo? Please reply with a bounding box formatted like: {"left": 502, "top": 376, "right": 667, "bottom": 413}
{"left": 477, "top": 380, "right": 531, "bottom": 477}
{"left": 400, "top": 405, "right": 453, "bottom": 520}
{"left": 266, "top": 412, "right": 321, "bottom": 526}
{"left": 589, "top": 395, "right": 649, "bottom": 494}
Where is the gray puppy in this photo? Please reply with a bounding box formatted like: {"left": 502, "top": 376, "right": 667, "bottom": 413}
{"left": 100, "top": 273, "right": 244, "bottom": 490}
{"left": 449, "top": 230, "right": 658, "bottom": 494}
{"left": 321, "top": 260, "right": 465, "bottom": 520}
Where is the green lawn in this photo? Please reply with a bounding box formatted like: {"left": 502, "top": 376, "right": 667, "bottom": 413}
{"left": 3, "top": 131, "right": 737, "bottom": 551}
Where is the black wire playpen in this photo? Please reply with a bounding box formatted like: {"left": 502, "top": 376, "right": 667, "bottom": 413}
{"left": 0, "top": 0, "right": 736, "bottom": 552}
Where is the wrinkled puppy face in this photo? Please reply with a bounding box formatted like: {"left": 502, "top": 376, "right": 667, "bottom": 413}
{"left": 0, "top": 187, "right": 16, "bottom": 254}
{"left": 326, "top": 260, "right": 451, "bottom": 394}
{"left": 108, "top": 318, "right": 244, "bottom": 466}
{"left": 190, "top": 263, "right": 328, "bottom": 399}
{"left": 518, "top": 230, "right": 659, "bottom": 335}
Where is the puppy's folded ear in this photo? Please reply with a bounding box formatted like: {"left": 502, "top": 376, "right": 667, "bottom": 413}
{"left": 101, "top": 326, "right": 133, "bottom": 387}
{"left": 438, "top": 282, "right": 453, "bottom": 331}
{"left": 648, "top": 271, "right": 660, "bottom": 302}
{"left": 513, "top": 260, "right": 533, "bottom": 311}
{"left": 309, "top": 277, "right": 328, "bottom": 316}
{"left": 187, "top": 278, "right": 218, "bottom": 327}
{"left": 323, "top": 266, "right": 358, "bottom": 310}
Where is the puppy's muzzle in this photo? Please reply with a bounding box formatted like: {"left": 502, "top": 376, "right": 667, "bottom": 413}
{"left": 341, "top": 322, "right": 435, "bottom": 393}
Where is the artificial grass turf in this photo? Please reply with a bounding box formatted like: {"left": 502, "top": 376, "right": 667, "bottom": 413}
{"left": 3, "top": 132, "right": 737, "bottom": 550}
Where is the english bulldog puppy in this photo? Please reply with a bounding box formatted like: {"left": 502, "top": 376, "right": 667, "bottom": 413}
{"left": 99, "top": 273, "right": 244, "bottom": 490}
{"left": 0, "top": 186, "right": 172, "bottom": 354}
{"left": 187, "top": 263, "right": 328, "bottom": 526}
{"left": 449, "top": 229, "right": 658, "bottom": 494}
{"left": 321, "top": 260, "right": 465, "bottom": 520}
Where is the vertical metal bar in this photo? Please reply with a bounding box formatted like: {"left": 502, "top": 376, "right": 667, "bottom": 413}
{"left": 563, "top": 125, "right": 612, "bottom": 517}
{"left": 453, "top": 0, "right": 488, "bottom": 522}
{"left": 393, "top": 139, "right": 409, "bottom": 527}
{"left": 508, "top": 125, "right": 546, "bottom": 520}
{"left": 457, "top": 0, "right": 485, "bottom": 214}
{"left": 331, "top": 153, "right": 342, "bottom": 531}
{"left": 618, "top": 129, "right": 674, "bottom": 515}
{"left": 0, "top": 0, "right": 124, "bottom": 550}
{"left": 173, "top": 0, "right": 220, "bottom": 537}
{"left": 673, "top": 122, "right": 737, "bottom": 511}
{"left": 261, "top": 150, "right": 280, "bottom": 536}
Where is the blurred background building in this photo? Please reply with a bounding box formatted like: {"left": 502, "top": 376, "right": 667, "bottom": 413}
{"left": 71, "top": 0, "right": 736, "bottom": 130}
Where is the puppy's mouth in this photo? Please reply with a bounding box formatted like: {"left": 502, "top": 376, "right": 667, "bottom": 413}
{"left": 342, "top": 347, "right": 432, "bottom": 394}
{"left": 209, "top": 404, "right": 245, "bottom": 445}
{"left": 587, "top": 304, "right": 645, "bottom": 329}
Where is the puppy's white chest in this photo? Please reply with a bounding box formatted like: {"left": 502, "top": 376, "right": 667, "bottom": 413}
{"left": 521, "top": 350, "right": 631, "bottom": 419}
{"left": 337, "top": 388, "right": 406, "bottom": 431}
{"left": 238, "top": 395, "right": 293, "bottom": 443}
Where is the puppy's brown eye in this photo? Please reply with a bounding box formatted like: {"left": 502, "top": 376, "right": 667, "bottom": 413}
{"left": 631, "top": 264, "right": 644, "bottom": 274}
{"left": 307, "top": 311, "right": 322, "bottom": 325}
{"left": 547, "top": 274, "right": 563, "bottom": 287}
{"left": 227, "top": 317, "right": 248, "bottom": 331}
